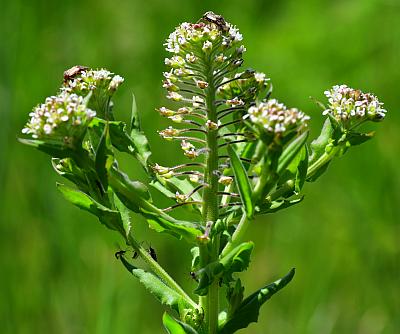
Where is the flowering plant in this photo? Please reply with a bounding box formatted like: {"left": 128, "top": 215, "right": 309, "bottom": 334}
{"left": 19, "top": 12, "right": 386, "bottom": 334}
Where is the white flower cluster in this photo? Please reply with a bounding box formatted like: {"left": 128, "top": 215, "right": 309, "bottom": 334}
{"left": 247, "top": 99, "right": 310, "bottom": 135}
{"left": 323, "top": 85, "right": 386, "bottom": 122}
{"left": 165, "top": 20, "right": 242, "bottom": 55}
{"left": 22, "top": 92, "right": 95, "bottom": 140}
{"left": 63, "top": 68, "right": 124, "bottom": 94}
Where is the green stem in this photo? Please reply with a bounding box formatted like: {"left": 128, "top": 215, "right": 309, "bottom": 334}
{"left": 126, "top": 234, "right": 198, "bottom": 310}
{"left": 199, "top": 56, "right": 220, "bottom": 334}
{"left": 306, "top": 145, "right": 340, "bottom": 180}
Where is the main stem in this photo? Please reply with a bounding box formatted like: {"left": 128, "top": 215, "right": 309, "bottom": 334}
{"left": 200, "top": 57, "right": 220, "bottom": 334}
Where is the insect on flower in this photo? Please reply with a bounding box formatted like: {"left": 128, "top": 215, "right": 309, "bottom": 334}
{"left": 63, "top": 65, "right": 88, "bottom": 82}
{"left": 201, "top": 11, "right": 229, "bottom": 32}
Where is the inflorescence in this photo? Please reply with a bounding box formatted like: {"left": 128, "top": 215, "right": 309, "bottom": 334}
{"left": 22, "top": 92, "right": 95, "bottom": 142}
{"left": 323, "top": 84, "right": 386, "bottom": 127}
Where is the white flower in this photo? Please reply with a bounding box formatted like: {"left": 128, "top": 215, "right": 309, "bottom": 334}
{"left": 22, "top": 92, "right": 95, "bottom": 141}
{"left": 323, "top": 84, "right": 387, "bottom": 122}
{"left": 109, "top": 75, "right": 124, "bottom": 91}
{"left": 247, "top": 99, "right": 309, "bottom": 135}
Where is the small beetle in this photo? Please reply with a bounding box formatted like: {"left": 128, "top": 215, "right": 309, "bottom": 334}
{"left": 202, "top": 11, "right": 229, "bottom": 32}
{"left": 63, "top": 65, "right": 88, "bottom": 82}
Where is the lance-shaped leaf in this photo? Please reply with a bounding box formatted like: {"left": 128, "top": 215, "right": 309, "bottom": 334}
{"left": 114, "top": 194, "right": 131, "bottom": 237}
{"left": 130, "top": 94, "right": 152, "bottom": 170}
{"left": 141, "top": 208, "right": 202, "bottom": 244}
{"left": 277, "top": 131, "right": 308, "bottom": 174}
{"left": 56, "top": 183, "right": 125, "bottom": 235}
{"left": 346, "top": 131, "right": 375, "bottom": 146}
{"left": 257, "top": 197, "right": 303, "bottom": 215}
{"left": 309, "top": 118, "right": 335, "bottom": 164}
{"left": 227, "top": 145, "right": 254, "bottom": 218}
{"left": 194, "top": 242, "right": 254, "bottom": 296}
{"left": 89, "top": 118, "right": 134, "bottom": 154}
{"left": 218, "top": 268, "right": 295, "bottom": 334}
{"left": 119, "top": 256, "right": 192, "bottom": 316}
{"left": 163, "top": 312, "right": 199, "bottom": 334}
{"left": 51, "top": 158, "right": 89, "bottom": 192}
{"left": 108, "top": 167, "right": 151, "bottom": 213}
{"left": 18, "top": 138, "right": 75, "bottom": 158}
{"left": 95, "top": 122, "right": 114, "bottom": 190}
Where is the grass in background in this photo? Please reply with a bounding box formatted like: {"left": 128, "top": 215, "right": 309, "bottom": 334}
{"left": 1, "top": 0, "right": 399, "bottom": 332}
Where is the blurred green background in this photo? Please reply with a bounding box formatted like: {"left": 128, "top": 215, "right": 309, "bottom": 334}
{"left": 1, "top": 0, "right": 399, "bottom": 333}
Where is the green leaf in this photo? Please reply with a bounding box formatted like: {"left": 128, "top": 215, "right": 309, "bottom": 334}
{"left": 51, "top": 158, "right": 89, "bottom": 192}
{"left": 109, "top": 168, "right": 151, "bottom": 213}
{"left": 346, "top": 131, "right": 375, "bottom": 146}
{"left": 277, "top": 131, "right": 308, "bottom": 174}
{"left": 95, "top": 122, "right": 114, "bottom": 190}
{"left": 141, "top": 208, "right": 202, "bottom": 244}
{"left": 119, "top": 256, "right": 191, "bottom": 316}
{"left": 163, "top": 313, "right": 187, "bottom": 334}
{"left": 218, "top": 268, "right": 295, "bottom": 334}
{"left": 130, "top": 94, "right": 152, "bottom": 170}
{"left": 163, "top": 313, "right": 199, "bottom": 334}
{"left": 309, "top": 118, "right": 335, "bottom": 164}
{"left": 227, "top": 145, "right": 254, "bottom": 218}
{"left": 18, "top": 138, "right": 74, "bottom": 158}
{"left": 226, "top": 279, "right": 244, "bottom": 319}
{"left": 56, "top": 183, "right": 124, "bottom": 235}
{"left": 130, "top": 93, "right": 140, "bottom": 131}
{"left": 257, "top": 197, "right": 303, "bottom": 215}
{"left": 152, "top": 176, "right": 202, "bottom": 213}
{"left": 195, "top": 242, "right": 254, "bottom": 296}
{"left": 114, "top": 194, "right": 131, "bottom": 237}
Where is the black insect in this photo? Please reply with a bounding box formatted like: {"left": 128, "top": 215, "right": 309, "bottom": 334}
{"left": 202, "top": 11, "right": 229, "bottom": 32}
{"left": 115, "top": 250, "right": 126, "bottom": 259}
{"left": 190, "top": 271, "right": 199, "bottom": 283}
{"left": 148, "top": 246, "right": 158, "bottom": 262}
{"left": 63, "top": 65, "right": 88, "bottom": 82}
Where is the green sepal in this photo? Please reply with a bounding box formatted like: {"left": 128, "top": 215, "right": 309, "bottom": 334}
{"left": 119, "top": 256, "right": 191, "bottom": 316}
{"left": 56, "top": 183, "right": 125, "bottom": 235}
{"left": 163, "top": 312, "right": 199, "bottom": 334}
{"left": 218, "top": 268, "right": 295, "bottom": 334}
{"left": 227, "top": 145, "right": 254, "bottom": 218}
{"left": 194, "top": 242, "right": 254, "bottom": 296}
